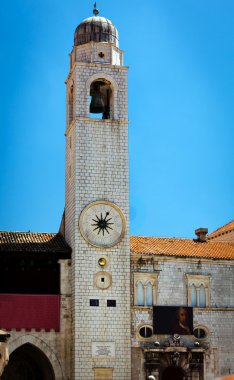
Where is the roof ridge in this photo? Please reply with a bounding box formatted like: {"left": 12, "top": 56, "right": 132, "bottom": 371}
{"left": 130, "top": 235, "right": 192, "bottom": 241}
{"left": 208, "top": 219, "right": 234, "bottom": 237}
{"left": 0, "top": 231, "right": 57, "bottom": 235}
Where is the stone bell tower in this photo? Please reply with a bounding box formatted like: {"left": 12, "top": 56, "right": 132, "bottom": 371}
{"left": 65, "top": 5, "right": 131, "bottom": 380}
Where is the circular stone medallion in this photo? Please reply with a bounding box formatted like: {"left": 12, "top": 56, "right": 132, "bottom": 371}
{"left": 79, "top": 201, "right": 125, "bottom": 248}
{"left": 94, "top": 271, "right": 112, "bottom": 289}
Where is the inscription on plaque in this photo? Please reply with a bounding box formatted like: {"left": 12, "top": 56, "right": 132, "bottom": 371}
{"left": 92, "top": 342, "right": 115, "bottom": 358}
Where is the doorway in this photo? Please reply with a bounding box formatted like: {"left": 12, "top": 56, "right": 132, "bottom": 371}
{"left": 2, "top": 343, "right": 55, "bottom": 380}
{"left": 162, "top": 366, "right": 185, "bottom": 380}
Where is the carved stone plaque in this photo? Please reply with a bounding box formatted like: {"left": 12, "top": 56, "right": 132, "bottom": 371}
{"left": 92, "top": 342, "right": 115, "bottom": 358}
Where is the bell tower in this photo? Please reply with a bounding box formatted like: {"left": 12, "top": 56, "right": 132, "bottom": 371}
{"left": 65, "top": 5, "right": 131, "bottom": 380}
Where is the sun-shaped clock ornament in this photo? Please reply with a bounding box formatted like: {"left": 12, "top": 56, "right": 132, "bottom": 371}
{"left": 91, "top": 212, "right": 114, "bottom": 236}
{"left": 79, "top": 201, "right": 125, "bottom": 248}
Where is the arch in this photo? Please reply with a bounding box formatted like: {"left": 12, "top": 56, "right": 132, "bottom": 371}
{"left": 2, "top": 343, "right": 54, "bottom": 380}
{"left": 86, "top": 73, "right": 118, "bottom": 92}
{"left": 7, "top": 334, "right": 64, "bottom": 380}
{"left": 86, "top": 73, "right": 118, "bottom": 119}
{"left": 199, "top": 281, "right": 206, "bottom": 287}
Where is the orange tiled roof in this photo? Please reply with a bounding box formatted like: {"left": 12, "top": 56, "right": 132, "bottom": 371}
{"left": 208, "top": 220, "right": 234, "bottom": 238}
{"left": 130, "top": 236, "right": 234, "bottom": 260}
{"left": 0, "top": 231, "right": 71, "bottom": 257}
{"left": 1, "top": 231, "right": 234, "bottom": 260}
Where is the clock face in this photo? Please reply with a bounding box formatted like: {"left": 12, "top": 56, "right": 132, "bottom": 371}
{"left": 79, "top": 201, "right": 125, "bottom": 248}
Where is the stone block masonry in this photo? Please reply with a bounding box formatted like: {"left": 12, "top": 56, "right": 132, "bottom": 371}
{"left": 65, "top": 42, "right": 131, "bottom": 379}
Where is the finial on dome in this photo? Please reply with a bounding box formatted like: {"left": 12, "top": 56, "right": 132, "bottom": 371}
{"left": 93, "top": 2, "right": 99, "bottom": 16}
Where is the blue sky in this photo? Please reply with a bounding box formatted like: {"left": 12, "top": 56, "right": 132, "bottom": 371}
{"left": 0, "top": 0, "right": 234, "bottom": 238}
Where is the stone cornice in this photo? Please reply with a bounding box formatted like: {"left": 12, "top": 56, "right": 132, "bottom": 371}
{"left": 65, "top": 117, "right": 129, "bottom": 135}
{"left": 131, "top": 252, "right": 234, "bottom": 265}
{"left": 66, "top": 61, "right": 129, "bottom": 82}
{"left": 73, "top": 41, "right": 124, "bottom": 54}
{"left": 131, "top": 306, "right": 234, "bottom": 312}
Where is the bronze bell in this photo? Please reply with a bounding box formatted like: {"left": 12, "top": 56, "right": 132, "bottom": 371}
{"left": 90, "top": 83, "right": 104, "bottom": 114}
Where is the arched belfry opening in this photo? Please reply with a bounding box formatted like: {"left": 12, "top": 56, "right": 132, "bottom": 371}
{"left": 2, "top": 343, "right": 55, "bottom": 380}
{"left": 90, "top": 79, "right": 112, "bottom": 119}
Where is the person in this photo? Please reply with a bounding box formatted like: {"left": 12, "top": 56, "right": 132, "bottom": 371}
{"left": 172, "top": 307, "right": 191, "bottom": 335}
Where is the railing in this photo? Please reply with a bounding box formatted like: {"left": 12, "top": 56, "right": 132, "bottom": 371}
{"left": 0, "top": 294, "right": 60, "bottom": 331}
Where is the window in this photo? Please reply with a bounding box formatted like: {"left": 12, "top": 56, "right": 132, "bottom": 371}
{"left": 190, "top": 285, "right": 197, "bottom": 307}
{"left": 137, "top": 281, "right": 144, "bottom": 306}
{"left": 107, "top": 300, "right": 116, "bottom": 307}
{"left": 134, "top": 273, "right": 158, "bottom": 306}
{"left": 90, "top": 299, "right": 99, "bottom": 306}
{"left": 68, "top": 85, "right": 74, "bottom": 124}
{"left": 193, "top": 325, "right": 208, "bottom": 340}
{"left": 186, "top": 275, "right": 210, "bottom": 307}
{"left": 146, "top": 281, "right": 153, "bottom": 306}
{"left": 138, "top": 325, "right": 153, "bottom": 339}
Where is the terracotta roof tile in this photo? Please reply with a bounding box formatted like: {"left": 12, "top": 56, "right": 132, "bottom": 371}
{"left": 0, "top": 231, "right": 71, "bottom": 257}
{"left": 208, "top": 220, "right": 234, "bottom": 238}
{"left": 130, "top": 236, "right": 234, "bottom": 260}
{"left": 1, "top": 231, "right": 233, "bottom": 260}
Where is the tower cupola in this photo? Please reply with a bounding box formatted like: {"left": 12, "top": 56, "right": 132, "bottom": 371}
{"left": 69, "top": 4, "right": 123, "bottom": 78}
{"left": 74, "top": 6, "right": 119, "bottom": 47}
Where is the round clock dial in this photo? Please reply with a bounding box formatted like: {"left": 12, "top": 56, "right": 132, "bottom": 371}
{"left": 79, "top": 201, "right": 125, "bottom": 248}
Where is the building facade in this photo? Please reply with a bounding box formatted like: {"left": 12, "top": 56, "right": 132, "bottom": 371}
{"left": 130, "top": 232, "right": 234, "bottom": 380}
{"left": 0, "top": 8, "right": 234, "bottom": 380}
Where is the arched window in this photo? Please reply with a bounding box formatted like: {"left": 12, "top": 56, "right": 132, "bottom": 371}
{"left": 146, "top": 282, "right": 153, "bottom": 306}
{"left": 190, "top": 285, "right": 197, "bottom": 307}
{"left": 199, "top": 284, "right": 206, "bottom": 307}
{"left": 186, "top": 274, "right": 210, "bottom": 307}
{"left": 134, "top": 273, "right": 158, "bottom": 306}
{"left": 137, "top": 281, "right": 144, "bottom": 306}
